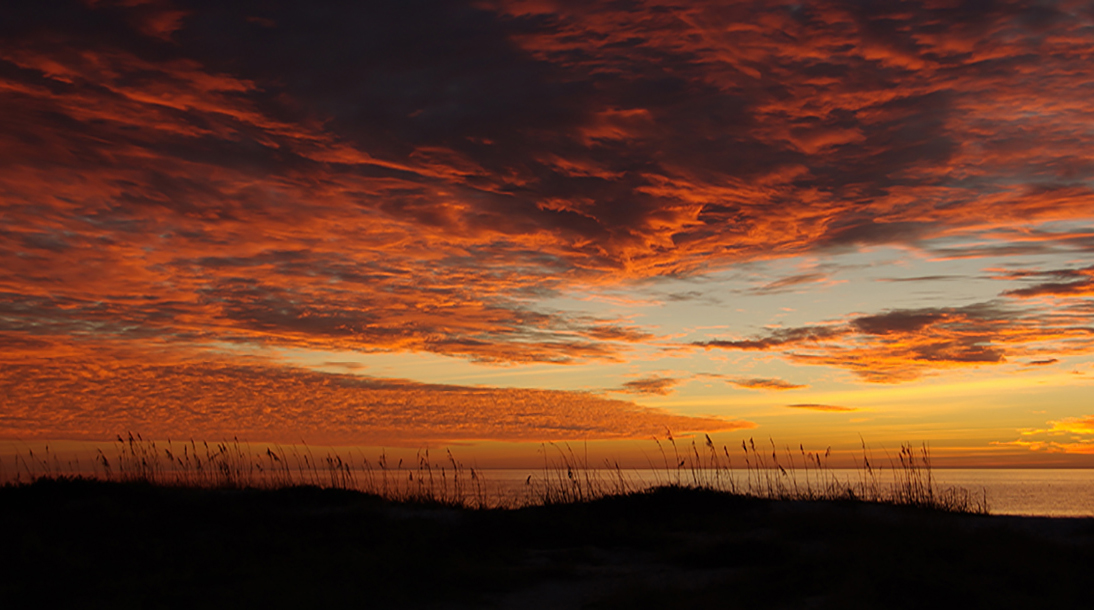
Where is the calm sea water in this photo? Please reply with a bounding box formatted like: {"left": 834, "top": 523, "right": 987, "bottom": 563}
{"left": 927, "top": 469, "right": 1094, "bottom": 517}
{"left": 475, "top": 468, "right": 1094, "bottom": 517}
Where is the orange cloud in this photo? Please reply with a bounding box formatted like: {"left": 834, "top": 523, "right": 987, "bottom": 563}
{"left": 0, "top": 355, "right": 748, "bottom": 445}
{"left": 998, "top": 415, "right": 1094, "bottom": 455}
{"left": 1039, "top": 416, "right": 1094, "bottom": 436}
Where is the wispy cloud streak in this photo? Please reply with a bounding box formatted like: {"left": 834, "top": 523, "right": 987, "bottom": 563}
{"left": 786, "top": 404, "right": 856, "bottom": 413}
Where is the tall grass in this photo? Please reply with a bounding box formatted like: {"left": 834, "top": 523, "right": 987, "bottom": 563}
{"left": 491, "top": 433, "right": 985, "bottom": 513}
{"left": 1, "top": 432, "right": 988, "bottom": 513}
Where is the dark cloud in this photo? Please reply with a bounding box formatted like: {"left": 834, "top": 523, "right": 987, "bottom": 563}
{"left": 853, "top": 310, "right": 949, "bottom": 335}
{"left": 696, "top": 326, "right": 848, "bottom": 351}
{"left": 1001, "top": 265, "right": 1094, "bottom": 298}
{"left": 618, "top": 375, "right": 679, "bottom": 396}
{"left": 694, "top": 301, "right": 1092, "bottom": 382}
{"left": 581, "top": 324, "right": 655, "bottom": 343}
{"left": 820, "top": 220, "right": 937, "bottom": 249}
{"left": 749, "top": 273, "right": 830, "bottom": 295}
{"left": 1005, "top": 281, "right": 1094, "bottom": 298}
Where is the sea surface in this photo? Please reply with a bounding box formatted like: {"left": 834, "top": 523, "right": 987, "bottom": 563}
{"left": 475, "top": 468, "right": 1094, "bottom": 517}
{"left": 925, "top": 469, "right": 1094, "bottom": 517}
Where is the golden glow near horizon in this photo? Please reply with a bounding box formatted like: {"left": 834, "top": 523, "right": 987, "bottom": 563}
{"left": 2, "top": 1, "right": 1094, "bottom": 466}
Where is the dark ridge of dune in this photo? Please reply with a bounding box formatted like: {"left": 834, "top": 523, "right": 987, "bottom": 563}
{"left": 3, "top": 478, "right": 1093, "bottom": 609}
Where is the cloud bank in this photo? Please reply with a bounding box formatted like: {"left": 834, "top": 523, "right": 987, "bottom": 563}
{"left": 0, "top": 356, "right": 747, "bottom": 444}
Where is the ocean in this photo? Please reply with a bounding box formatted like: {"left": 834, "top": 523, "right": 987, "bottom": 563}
{"left": 475, "top": 468, "right": 1094, "bottom": 517}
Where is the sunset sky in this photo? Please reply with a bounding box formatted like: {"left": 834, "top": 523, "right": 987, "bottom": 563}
{"left": 3, "top": 0, "right": 1094, "bottom": 467}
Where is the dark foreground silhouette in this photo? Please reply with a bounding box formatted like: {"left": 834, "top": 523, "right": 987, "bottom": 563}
{"left": 3, "top": 478, "right": 1093, "bottom": 609}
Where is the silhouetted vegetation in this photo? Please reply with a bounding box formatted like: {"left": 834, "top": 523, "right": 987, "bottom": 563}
{"left": 2, "top": 477, "right": 1090, "bottom": 608}
{"left": 3, "top": 433, "right": 988, "bottom": 513}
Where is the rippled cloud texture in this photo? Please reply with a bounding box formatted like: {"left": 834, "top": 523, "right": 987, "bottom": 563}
{"left": 2, "top": 1, "right": 1093, "bottom": 444}
{"left": 0, "top": 353, "right": 746, "bottom": 443}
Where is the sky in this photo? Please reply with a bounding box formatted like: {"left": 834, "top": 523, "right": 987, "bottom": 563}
{"left": 2, "top": 0, "right": 1094, "bottom": 467}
